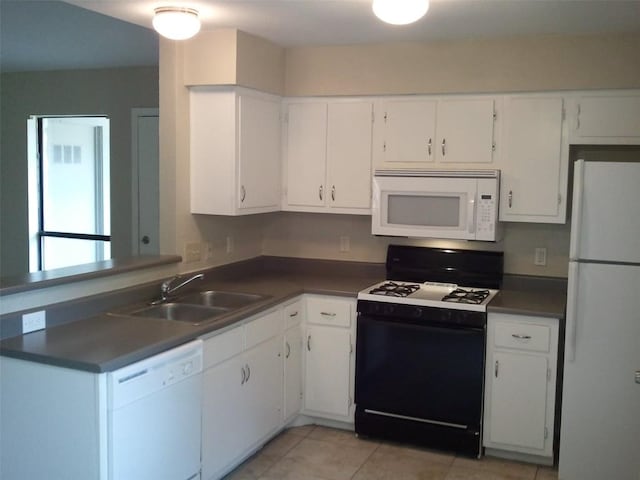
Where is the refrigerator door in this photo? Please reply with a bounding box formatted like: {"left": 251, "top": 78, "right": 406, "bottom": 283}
{"left": 570, "top": 160, "right": 640, "bottom": 264}
{"left": 560, "top": 262, "right": 640, "bottom": 480}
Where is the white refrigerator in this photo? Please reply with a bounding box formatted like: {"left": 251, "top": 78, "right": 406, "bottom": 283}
{"left": 559, "top": 160, "right": 640, "bottom": 480}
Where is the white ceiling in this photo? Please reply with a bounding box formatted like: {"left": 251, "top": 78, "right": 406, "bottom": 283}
{"left": 2, "top": 0, "right": 640, "bottom": 72}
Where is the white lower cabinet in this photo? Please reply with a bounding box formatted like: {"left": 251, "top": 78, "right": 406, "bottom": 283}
{"left": 483, "top": 313, "right": 559, "bottom": 463}
{"left": 201, "top": 309, "right": 283, "bottom": 480}
{"left": 302, "top": 295, "right": 356, "bottom": 421}
{"left": 283, "top": 299, "right": 304, "bottom": 422}
{"left": 200, "top": 294, "right": 357, "bottom": 479}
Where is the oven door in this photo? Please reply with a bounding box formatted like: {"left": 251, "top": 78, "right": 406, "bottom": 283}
{"left": 355, "top": 313, "right": 485, "bottom": 434}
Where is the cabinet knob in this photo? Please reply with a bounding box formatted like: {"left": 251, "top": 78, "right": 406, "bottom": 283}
{"left": 319, "top": 185, "right": 323, "bottom": 201}
{"left": 240, "top": 185, "right": 246, "bottom": 202}
{"left": 331, "top": 185, "right": 336, "bottom": 202}
{"left": 635, "top": 371, "right": 640, "bottom": 384}
{"left": 508, "top": 190, "right": 513, "bottom": 208}
{"left": 495, "top": 360, "right": 499, "bottom": 378}
{"left": 286, "top": 341, "right": 291, "bottom": 359}
{"left": 241, "top": 366, "right": 246, "bottom": 385}
{"left": 141, "top": 235, "right": 150, "bottom": 245}
{"left": 427, "top": 138, "right": 432, "bottom": 156}
{"left": 441, "top": 138, "right": 446, "bottom": 156}
{"left": 307, "top": 335, "right": 311, "bottom": 352}
{"left": 511, "top": 334, "right": 532, "bottom": 340}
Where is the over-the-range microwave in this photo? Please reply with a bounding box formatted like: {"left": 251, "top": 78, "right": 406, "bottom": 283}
{"left": 372, "top": 169, "right": 501, "bottom": 241}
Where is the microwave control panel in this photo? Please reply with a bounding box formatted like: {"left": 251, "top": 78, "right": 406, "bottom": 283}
{"left": 476, "top": 179, "right": 498, "bottom": 241}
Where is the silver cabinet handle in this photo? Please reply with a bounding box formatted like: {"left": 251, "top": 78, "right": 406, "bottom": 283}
{"left": 508, "top": 190, "right": 513, "bottom": 208}
{"left": 289, "top": 311, "right": 298, "bottom": 317}
{"left": 241, "top": 366, "right": 246, "bottom": 385}
{"left": 635, "top": 371, "right": 640, "bottom": 384}
{"left": 512, "top": 334, "right": 532, "bottom": 340}
{"left": 240, "top": 185, "right": 246, "bottom": 203}
{"left": 286, "top": 341, "right": 291, "bottom": 359}
{"left": 427, "top": 138, "right": 432, "bottom": 156}
{"left": 441, "top": 138, "right": 446, "bottom": 156}
{"left": 576, "top": 104, "right": 581, "bottom": 130}
{"left": 331, "top": 185, "right": 336, "bottom": 202}
{"left": 495, "top": 360, "right": 499, "bottom": 378}
{"left": 245, "top": 364, "right": 250, "bottom": 382}
{"left": 307, "top": 335, "right": 311, "bottom": 352}
{"left": 319, "top": 185, "right": 323, "bottom": 201}
{"left": 320, "top": 311, "right": 336, "bottom": 317}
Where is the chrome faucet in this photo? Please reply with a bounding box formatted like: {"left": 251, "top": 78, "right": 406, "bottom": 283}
{"left": 156, "top": 273, "right": 204, "bottom": 303}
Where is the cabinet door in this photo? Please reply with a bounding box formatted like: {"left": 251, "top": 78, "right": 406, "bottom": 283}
{"left": 304, "top": 324, "right": 352, "bottom": 417}
{"left": 500, "top": 97, "right": 565, "bottom": 222}
{"left": 326, "top": 102, "right": 373, "bottom": 210}
{"left": 488, "top": 351, "right": 548, "bottom": 450}
{"left": 201, "top": 355, "right": 247, "bottom": 480}
{"left": 381, "top": 99, "right": 437, "bottom": 163}
{"left": 573, "top": 95, "right": 640, "bottom": 140}
{"left": 286, "top": 103, "right": 327, "bottom": 207}
{"left": 284, "top": 326, "right": 303, "bottom": 421}
{"left": 238, "top": 94, "right": 281, "bottom": 210}
{"left": 436, "top": 98, "right": 495, "bottom": 163}
{"left": 243, "top": 335, "right": 283, "bottom": 446}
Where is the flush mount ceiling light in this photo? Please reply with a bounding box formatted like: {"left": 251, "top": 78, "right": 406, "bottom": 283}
{"left": 372, "top": 0, "right": 429, "bottom": 25}
{"left": 153, "top": 7, "right": 201, "bottom": 40}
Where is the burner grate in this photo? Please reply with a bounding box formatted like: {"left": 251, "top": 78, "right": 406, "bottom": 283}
{"left": 442, "top": 288, "right": 490, "bottom": 304}
{"left": 369, "top": 282, "right": 420, "bottom": 297}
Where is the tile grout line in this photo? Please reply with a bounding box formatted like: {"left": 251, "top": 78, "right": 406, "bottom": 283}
{"left": 348, "top": 439, "right": 382, "bottom": 480}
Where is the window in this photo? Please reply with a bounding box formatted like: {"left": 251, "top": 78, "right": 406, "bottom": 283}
{"left": 28, "top": 116, "right": 111, "bottom": 271}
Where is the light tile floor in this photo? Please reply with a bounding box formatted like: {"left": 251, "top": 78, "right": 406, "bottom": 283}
{"left": 223, "top": 425, "right": 558, "bottom": 480}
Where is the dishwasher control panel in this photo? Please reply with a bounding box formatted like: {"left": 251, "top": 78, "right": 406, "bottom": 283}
{"left": 108, "top": 340, "right": 203, "bottom": 410}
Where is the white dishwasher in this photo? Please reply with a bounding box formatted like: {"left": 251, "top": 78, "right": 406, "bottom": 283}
{"left": 108, "top": 339, "right": 203, "bottom": 480}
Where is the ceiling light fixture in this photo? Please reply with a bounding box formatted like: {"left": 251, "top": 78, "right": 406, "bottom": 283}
{"left": 153, "top": 7, "right": 201, "bottom": 40}
{"left": 372, "top": 0, "right": 429, "bottom": 25}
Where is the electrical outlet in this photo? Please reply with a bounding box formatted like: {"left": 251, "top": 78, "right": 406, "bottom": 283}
{"left": 534, "top": 247, "right": 547, "bottom": 266}
{"left": 205, "top": 242, "right": 214, "bottom": 260}
{"left": 340, "top": 236, "right": 350, "bottom": 252}
{"left": 22, "top": 310, "right": 46, "bottom": 334}
{"left": 226, "top": 236, "right": 234, "bottom": 254}
{"left": 184, "top": 242, "right": 202, "bottom": 263}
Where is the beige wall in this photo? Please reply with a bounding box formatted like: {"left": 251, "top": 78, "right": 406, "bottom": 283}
{"left": 0, "top": 67, "right": 159, "bottom": 277}
{"left": 285, "top": 33, "right": 640, "bottom": 96}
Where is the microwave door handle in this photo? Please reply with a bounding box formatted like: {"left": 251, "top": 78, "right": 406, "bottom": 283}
{"left": 468, "top": 196, "right": 476, "bottom": 235}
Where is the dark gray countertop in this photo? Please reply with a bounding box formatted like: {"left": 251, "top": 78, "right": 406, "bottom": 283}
{"left": 0, "top": 271, "right": 382, "bottom": 373}
{"left": 0, "top": 261, "right": 567, "bottom": 373}
{"left": 488, "top": 289, "right": 566, "bottom": 319}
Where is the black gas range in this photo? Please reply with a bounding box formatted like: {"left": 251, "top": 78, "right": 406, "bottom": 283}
{"left": 354, "top": 245, "right": 503, "bottom": 458}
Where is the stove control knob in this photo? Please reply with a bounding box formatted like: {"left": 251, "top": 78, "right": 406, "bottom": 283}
{"left": 413, "top": 307, "right": 422, "bottom": 318}
{"left": 383, "top": 304, "right": 395, "bottom": 315}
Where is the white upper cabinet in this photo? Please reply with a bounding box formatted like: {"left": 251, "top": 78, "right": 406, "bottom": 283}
{"left": 436, "top": 98, "right": 497, "bottom": 164}
{"left": 376, "top": 96, "right": 499, "bottom": 168}
{"left": 500, "top": 96, "right": 568, "bottom": 223}
{"left": 569, "top": 93, "right": 640, "bottom": 144}
{"left": 190, "top": 87, "right": 281, "bottom": 215}
{"left": 381, "top": 99, "right": 437, "bottom": 163}
{"left": 284, "top": 100, "right": 373, "bottom": 214}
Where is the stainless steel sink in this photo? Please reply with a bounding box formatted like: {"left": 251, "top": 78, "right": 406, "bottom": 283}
{"left": 178, "top": 290, "right": 268, "bottom": 309}
{"left": 129, "top": 303, "right": 230, "bottom": 324}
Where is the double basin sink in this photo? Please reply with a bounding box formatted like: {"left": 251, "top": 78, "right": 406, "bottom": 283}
{"left": 128, "top": 291, "right": 269, "bottom": 325}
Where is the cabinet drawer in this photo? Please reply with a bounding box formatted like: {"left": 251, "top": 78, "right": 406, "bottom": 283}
{"left": 245, "top": 309, "right": 282, "bottom": 350}
{"left": 494, "top": 321, "right": 550, "bottom": 353}
{"left": 283, "top": 299, "right": 303, "bottom": 329}
{"left": 203, "top": 325, "right": 244, "bottom": 369}
{"left": 306, "top": 297, "right": 352, "bottom": 327}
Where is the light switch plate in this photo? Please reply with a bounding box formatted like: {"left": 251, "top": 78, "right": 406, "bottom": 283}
{"left": 22, "top": 310, "right": 46, "bottom": 333}
{"left": 534, "top": 247, "right": 547, "bottom": 266}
